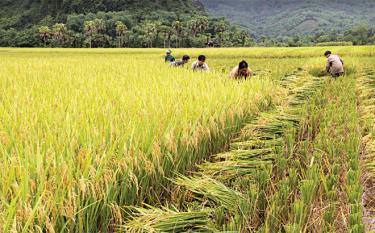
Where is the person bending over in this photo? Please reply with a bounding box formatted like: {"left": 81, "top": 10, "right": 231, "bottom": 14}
{"left": 324, "top": 50, "right": 344, "bottom": 77}
{"left": 229, "top": 60, "right": 253, "bottom": 80}
{"left": 192, "top": 55, "right": 209, "bottom": 72}
{"left": 165, "top": 49, "right": 175, "bottom": 63}
{"left": 171, "top": 55, "right": 190, "bottom": 67}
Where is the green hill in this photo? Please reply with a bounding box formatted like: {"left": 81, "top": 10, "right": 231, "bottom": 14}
{"left": 0, "top": 0, "right": 251, "bottom": 47}
{"left": 200, "top": 0, "right": 375, "bottom": 37}
{"left": 0, "top": 0, "right": 202, "bottom": 25}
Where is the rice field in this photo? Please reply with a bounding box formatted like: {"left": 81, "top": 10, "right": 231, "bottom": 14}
{"left": 0, "top": 46, "right": 374, "bottom": 232}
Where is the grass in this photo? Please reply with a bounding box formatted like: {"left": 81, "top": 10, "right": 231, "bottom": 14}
{"left": 125, "top": 68, "right": 327, "bottom": 232}
{"left": 0, "top": 46, "right": 374, "bottom": 232}
{"left": 357, "top": 67, "right": 375, "bottom": 232}
{"left": 0, "top": 48, "right": 285, "bottom": 232}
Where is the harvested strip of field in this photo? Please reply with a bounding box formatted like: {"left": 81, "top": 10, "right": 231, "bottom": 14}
{"left": 357, "top": 69, "right": 375, "bottom": 232}
{"left": 281, "top": 74, "right": 363, "bottom": 232}
{"left": 124, "top": 69, "right": 326, "bottom": 232}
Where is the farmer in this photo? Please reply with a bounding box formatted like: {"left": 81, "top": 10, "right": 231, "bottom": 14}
{"left": 192, "top": 55, "right": 210, "bottom": 72}
{"left": 171, "top": 55, "right": 190, "bottom": 67}
{"left": 324, "top": 51, "right": 344, "bottom": 77}
{"left": 165, "top": 49, "right": 175, "bottom": 63}
{"left": 229, "top": 60, "right": 253, "bottom": 80}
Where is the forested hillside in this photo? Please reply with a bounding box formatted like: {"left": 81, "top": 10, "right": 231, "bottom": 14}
{"left": 0, "top": 0, "right": 251, "bottom": 47}
{"left": 201, "top": 0, "right": 375, "bottom": 46}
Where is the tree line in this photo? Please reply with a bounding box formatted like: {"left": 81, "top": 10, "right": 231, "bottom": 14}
{"left": 0, "top": 11, "right": 252, "bottom": 48}
{"left": 1, "top": 0, "right": 374, "bottom": 48}
{"left": 255, "top": 24, "right": 375, "bottom": 47}
{"left": 1, "top": 10, "right": 374, "bottom": 48}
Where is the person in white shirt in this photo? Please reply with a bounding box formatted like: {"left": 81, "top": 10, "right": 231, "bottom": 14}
{"left": 192, "top": 55, "right": 209, "bottom": 72}
{"left": 324, "top": 50, "right": 344, "bottom": 77}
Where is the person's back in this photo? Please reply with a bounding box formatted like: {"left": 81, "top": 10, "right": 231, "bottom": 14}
{"left": 171, "top": 55, "right": 190, "bottom": 67}
{"left": 325, "top": 51, "right": 344, "bottom": 77}
{"left": 171, "top": 60, "right": 184, "bottom": 67}
{"left": 192, "top": 55, "right": 209, "bottom": 72}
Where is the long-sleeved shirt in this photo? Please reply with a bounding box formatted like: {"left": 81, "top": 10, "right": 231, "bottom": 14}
{"left": 192, "top": 61, "right": 209, "bottom": 71}
{"left": 229, "top": 66, "right": 253, "bottom": 80}
{"left": 326, "top": 54, "right": 344, "bottom": 75}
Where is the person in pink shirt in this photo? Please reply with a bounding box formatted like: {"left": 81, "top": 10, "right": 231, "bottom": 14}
{"left": 325, "top": 50, "right": 345, "bottom": 77}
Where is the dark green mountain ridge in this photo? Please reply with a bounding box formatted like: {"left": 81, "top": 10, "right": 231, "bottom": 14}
{"left": 0, "top": 0, "right": 253, "bottom": 47}
{"left": 200, "top": 0, "right": 375, "bottom": 37}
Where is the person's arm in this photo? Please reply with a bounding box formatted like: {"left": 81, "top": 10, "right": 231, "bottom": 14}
{"left": 204, "top": 64, "right": 210, "bottom": 72}
{"left": 192, "top": 62, "right": 196, "bottom": 71}
{"left": 248, "top": 68, "right": 253, "bottom": 77}
{"left": 340, "top": 57, "right": 344, "bottom": 66}
{"left": 229, "top": 67, "right": 237, "bottom": 79}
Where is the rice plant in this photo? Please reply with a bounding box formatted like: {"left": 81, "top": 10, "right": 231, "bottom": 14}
{"left": 125, "top": 68, "right": 328, "bottom": 232}
{"left": 0, "top": 48, "right": 280, "bottom": 232}
{"left": 357, "top": 69, "right": 375, "bottom": 232}
{"left": 0, "top": 48, "right": 373, "bottom": 232}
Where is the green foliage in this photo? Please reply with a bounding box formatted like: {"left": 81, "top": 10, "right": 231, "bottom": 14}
{"left": 316, "top": 41, "right": 354, "bottom": 46}
{"left": 2, "top": 0, "right": 374, "bottom": 47}
{"left": 0, "top": 0, "right": 250, "bottom": 48}
{"left": 201, "top": 0, "right": 375, "bottom": 36}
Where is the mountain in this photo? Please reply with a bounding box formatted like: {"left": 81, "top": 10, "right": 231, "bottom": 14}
{"left": 0, "top": 0, "right": 203, "bottom": 29}
{"left": 200, "top": 0, "right": 375, "bottom": 37}
{"left": 1, "top": 0, "right": 250, "bottom": 47}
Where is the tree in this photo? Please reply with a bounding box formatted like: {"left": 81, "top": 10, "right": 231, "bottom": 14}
{"left": 214, "top": 19, "right": 226, "bottom": 46}
{"left": 187, "top": 19, "right": 199, "bottom": 37}
{"left": 87, "top": 19, "right": 109, "bottom": 48}
{"left": 93, "top": 19, "right": 106, "bottom": 35}
{"left": 238, "top": 30, "right": 250, "bottom": 47}
{"left": 172, "top": 21, "right": 182, "bottom": 48}
{"left": 115, "top": 21, "right": 127, "bottom": 48}
{"left": 350, "top": 24, "right": 370, "bottom": 45}
{"left": 153, "top": 21, "right": 163, "bottom": 48}
{"left": 140, "top": 21, "right": 157, "bottom": 48}
{"left": 160, "top": 25, "right": 170, "bottom": 48}
{"left": 204, "top": 33, "right": 212, "bottom": 46}
{"left": 38, "top": 26, "right": 51, "bottom": 47}
{"left": 196, "top": 17, "right": 209, "bottom": 35}
{"left": 160, "top": 25, "right": 173, "bottom": 48}
{"left": 52, "top": 23, "right": 67, "bottom": 47}
{"left": 84, "top": 21, "right": 95, "bottom": 48}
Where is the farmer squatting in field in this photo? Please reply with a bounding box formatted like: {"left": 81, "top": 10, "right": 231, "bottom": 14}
{"left": 165, "top": 49, "right": 176, "bottom": 62}
{"left": 229, "top": 60, "right": 253, "bottom": 80}
{"left": 192, "top": 55, "right": 210, "bottom": 72}
{"left": 171, "top": 55, "right": 190, "bottom": 67}
{"left": 325, "top": 50, "right": 344, "bottom": 77}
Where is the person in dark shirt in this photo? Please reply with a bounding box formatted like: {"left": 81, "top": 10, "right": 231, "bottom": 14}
{"left": 165, "top": 49, "right": 175, "bottom": 63}
{"left": 171, "top": 55, "right": 190, "bottom": 67}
